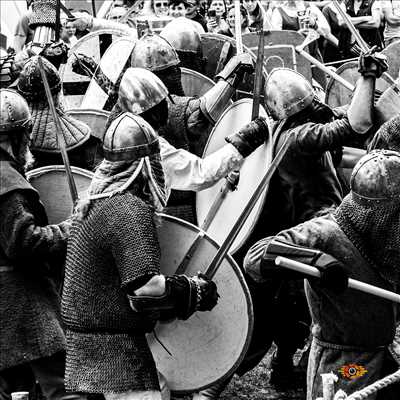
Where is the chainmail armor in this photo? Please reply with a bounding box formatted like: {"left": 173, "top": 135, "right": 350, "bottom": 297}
{"left": 334, "top": 194, "right": 400, "bottom": 285}
{"left": 28, "top": 0, "right": 57, "bottom": 28}
{"left": 62, "top": 192, "right": 161, "bottom": 392}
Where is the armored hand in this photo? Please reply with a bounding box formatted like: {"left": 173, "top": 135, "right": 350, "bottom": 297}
{"left": 128, "top": 273, "right": 219, "bottom": 321}
{"left": 225, "top": 117, "right": 269, "bottom": 157}
{"left": 358, "top": 47, "right": 388, "bottom": 78}
{"left": 216, "top": 53, "right": 254, "bottom": 86}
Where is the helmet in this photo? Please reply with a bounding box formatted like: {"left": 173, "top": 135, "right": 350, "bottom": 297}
{"left": 119, "top": 67, "right": 169, "bottom": 115}
{"left": 351, "top": 150, "right": 400, "bottom": 204}
{"left": 103, "top": 112, "right": 160, "bottom": 162}
{"left": 0, "top": 89, "right": 32, "bottom": 133}
{"left": 130, "top": 32, "right": 180, "bottom": 72}
{"left": 160, "top": 17, "right": 203, "bottom": 54}
{"left": 17, "top": 55, "right": 61, "bottom": 101}
{"left": 264, "top": 68, "right": 314, "bottom": 120}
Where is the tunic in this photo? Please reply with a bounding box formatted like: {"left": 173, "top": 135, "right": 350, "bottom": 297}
{"left": 0, "top": 158, "right": 69, "bottom": 371}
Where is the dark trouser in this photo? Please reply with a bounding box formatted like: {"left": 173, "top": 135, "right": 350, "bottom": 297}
{"left": 0, "top": 352, "right": 86, "bottom": 400}
{"left": 236, "top": 276, "right": 311, "bottom": 376}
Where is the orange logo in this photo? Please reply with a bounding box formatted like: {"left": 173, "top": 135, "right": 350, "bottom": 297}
{"left": 339, "top": 364, "right": 368, "bottom": 380}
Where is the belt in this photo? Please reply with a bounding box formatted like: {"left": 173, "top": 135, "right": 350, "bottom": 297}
{"left": 0, "top": 266, "right": 14, "bottom": 272}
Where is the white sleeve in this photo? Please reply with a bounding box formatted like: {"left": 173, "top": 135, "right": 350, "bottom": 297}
{"left": 159, "top": 137, "right": 244, "bottom": 193}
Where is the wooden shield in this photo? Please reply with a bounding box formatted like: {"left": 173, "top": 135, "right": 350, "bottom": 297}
{"left": 242, "top": 30, "right": 312, "bottom": 82}
{"left": 376, "top": 40, "right": 400, "bottom": 94}
{"left": 200, "top": 33, "right": 255, "bottom": 98}
{"left": 60, "top": 29, "right": 128, "bottom": 110}
{"left": 26, "top": 166, "right": 94, "bottom": 224}
{"left": 181, "top": 67, "right": 215, "bottom": 97}
{"left": 80, "top": 36, "right": 137, "bottom": 110}
{"left": 196, "top": 99, "right": 273, "bottom": 254}
{"left": 66, "top": 108, "right": 110, "bottom": 141}
{"left": 150, "top": 214, "right": 253, "bottom": 393}
{"left": 325, "top": 61, "right": 358, "bottom": 108}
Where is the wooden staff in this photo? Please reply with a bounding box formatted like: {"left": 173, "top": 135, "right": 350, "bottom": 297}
{"left": 38, "top": 56, "right": 78, "bottom": 204}
{"left": 275, "top": 256, "right": 400, "bottom": 304}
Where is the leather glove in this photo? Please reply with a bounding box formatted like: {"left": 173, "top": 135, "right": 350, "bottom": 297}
{"left": 192, "top": 273, "right": 219, "bottom": 312}
{"left": 225, "top": 116, "right": 269, "bottom": 157}
{"left": 28, "top": 0, "right": 57, "bottom": 28}
{"left": 314, "top": 256, "right": 349, "bottom": 294}
{"left": 216, "top": 53, "right": 254, "bottom": 83}
{"left": 358, "top": 47, "right": 388, "bottom": 78}
{"left": 72, "top": 53, "right": 98, "bottom": 77}
{"left": 68, "top": 12, "right": 94, "bottom": 32}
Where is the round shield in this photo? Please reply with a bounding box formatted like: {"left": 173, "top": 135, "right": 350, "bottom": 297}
{"left": 150, "top": 214, "right": 253, "bottom": 393}
{"left": 200, "top": 33, "right": 255, "bottom": 98}
{"left": 80, "top": 36, "right": 137, "bottom": 110}
{"left": 181, "top": 67, "right": 215, "bottom": 97}
{"left": 375, "top": 85, "right": 400, "bottom": 125}
{"left": 196, "top": 98, "right": 273, "bottom": 254}
{"left": 26, "top": 165, "right": 93, "bottom": 224}
{"left": 60, "top": 29, "right": 129, "bottom": 110}
{"left": 242, "top": 30, "right": 313, "bottom": 83}
{"left": 66, "top": 108, "right": 110, "bottom": 141}
{"left": 325, "top": 61, "right": 358, "bottom": 108}
{"left": 376, "top": 40, "right": 400, "bottom": 94}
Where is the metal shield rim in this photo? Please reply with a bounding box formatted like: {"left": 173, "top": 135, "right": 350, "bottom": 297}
{"left": 196, "top": 98, "right": 272, "bottom": 254}
{"left": 153, "top": 213, "right": 254, "bottom": 394}
{"left": 181, "top": 67, "right": 216, "bottom": 86}
{"left": 26, "top": 164, "right": 94, "bottom": 180}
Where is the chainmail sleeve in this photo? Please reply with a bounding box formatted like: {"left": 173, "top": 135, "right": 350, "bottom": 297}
{"left": 104, "top": 193, "right": 161, "bottom": 288}
{"left": 186, "top": 97, "right": 214, "bottom": 156}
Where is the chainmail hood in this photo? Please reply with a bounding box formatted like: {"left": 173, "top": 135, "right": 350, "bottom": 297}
{"left": 334, "top": 151, "right": 400, "bottom": 285}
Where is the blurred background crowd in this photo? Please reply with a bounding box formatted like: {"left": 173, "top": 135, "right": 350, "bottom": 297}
{"left": 2, "top": 0, "right": 400, "bottom": 67}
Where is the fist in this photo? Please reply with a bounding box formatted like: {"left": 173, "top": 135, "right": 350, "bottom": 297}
{"left": 193, "top": 273, "right": 219, "bottom": 312}
{"left": 72, "top": 53, "right": 97, "bottom": 77}
{"left": 358, "top": 47, "right": 388, "bottom": 78}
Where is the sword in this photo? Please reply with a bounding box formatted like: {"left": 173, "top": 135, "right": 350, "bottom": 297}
{"left": 251, "top": 28, "right": 265, "bottom": 120}
{"left": 295, "top": 29, "right": 355, "bottom": 92}
{"left": 332, "top": 0, "right": 400, "bottom": 95}
{"left": 205, "top": 120, "right": 290, "bottom": 279}
{"left": 275, "top": 256, "right": 400, "bottom": 304}
{"left": 38, "top": 56, "right": 79, "bottom": 205}
{"left": 234, "top": 1, "right": 243, "bottom": 55}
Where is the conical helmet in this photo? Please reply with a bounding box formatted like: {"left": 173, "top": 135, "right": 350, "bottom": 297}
{"left": 264, "top": 68, "right": 314, "bottom": 120}
{"left": 0, "top": 89, "right": 32, "bottom": 133}
{"left": 103, "top": 112, "right": 160, "bottom": 162}
{"left": 351, "top": 150, "right": 400, "bottom": 204}
{"left": 119, "top": 67, "right": 169, "bottom": 115}
{"left": 130, "top": 32, "right": 180, "bottom": 72}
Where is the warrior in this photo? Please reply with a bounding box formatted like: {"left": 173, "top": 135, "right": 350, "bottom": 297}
{"left": 0, "top": 89, "right": 82, "bottom": 400}
{"left": 61, "top": 111, "right": 219, "bottom": 398}
{"left": 368, "top": 114, "right": 400, "bottom": 153}
{"left": 109, "top": 67, "right": 267, "bottom": 221}
{"left": 244, "top": 149, "right": 400, "bottom": 400}
{"left": 195, "top": 49, "right": 388, "bottom": 398}
{"left": 72, "top": 28, "right": 252, "bottom": 222}
{"left": 16, "top": 56, "right": 103, "bottom": 171}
